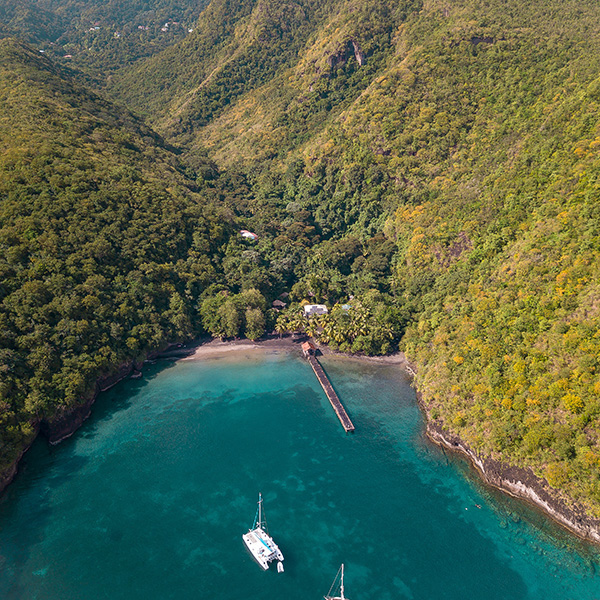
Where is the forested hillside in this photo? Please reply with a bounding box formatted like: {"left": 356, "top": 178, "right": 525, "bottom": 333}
{"left": 0, "top": 0, "right": 210, "bottom": 82}
{"left": 0, "top": 38, "right": 230, "bottom": 476}
{"left": 3, "top": 0, "right": 600, "bottom": 522}
{"left": 108, "top": 0, "right": 600, "bottom": 516}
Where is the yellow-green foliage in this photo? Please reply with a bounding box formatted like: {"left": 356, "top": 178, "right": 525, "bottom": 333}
{"left": 5, "top": 0, "right": 600, "bottom": 518}
{"left": 116, "top": 0, "right": 600, "bottom": 515}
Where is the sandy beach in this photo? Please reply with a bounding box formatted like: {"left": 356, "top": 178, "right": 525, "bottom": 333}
{"left": 175, "top": 335, "right": 413, "bottom": 369}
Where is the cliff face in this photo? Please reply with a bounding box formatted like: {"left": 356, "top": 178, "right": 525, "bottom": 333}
{"left": 39, "top": 361, "right": 139, "bottom": 444}
{"left": 0, "top": 448, "right": 28, "bottom": 493}
{"left": 426, "top": 422, "right": 600, "bottom": 543}
{"left": 0, "top": 358, "right": 141, "bottom": 494}
{"left": 407, "top": 355, "right": 600, "bottom": 542}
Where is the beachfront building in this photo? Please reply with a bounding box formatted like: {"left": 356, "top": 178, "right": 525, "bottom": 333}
{"left": 304, "top": 304, "right": 328, "bottom": 317}
{"left": 301, "top": 341, "right": 317, "bottom": 357}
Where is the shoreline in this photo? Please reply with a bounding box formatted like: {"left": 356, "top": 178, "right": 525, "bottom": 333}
{"left": 177, "top": 334, "right": 413, "bottom": 366}
{"left": 3, "top": 333, "right": 600, "bottom": 545}
{"left": 164, "top": 337, "right": 599, "bottom": 543}
{"left": 416, "top": 391, "right": 600, "bottom": 544}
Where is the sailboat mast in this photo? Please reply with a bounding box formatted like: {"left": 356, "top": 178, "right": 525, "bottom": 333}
{"left": 340, "top": 564, "right": 345, "bottom": 599}
{"left": 258, "top": 493, "right": 263, "bottom": 528}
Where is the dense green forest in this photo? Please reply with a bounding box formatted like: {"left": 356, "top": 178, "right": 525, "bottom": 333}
{"left": 0, "top": 0, "right": 210, "bottom": 82}
{"left": 3, "top": 0, "right": 600, "bottom": 520}
{"left": 0, "top": 38, "right": 231, "bottom": 474}
{"left": 109, "top": 0, "right": 600, "bottom": 516}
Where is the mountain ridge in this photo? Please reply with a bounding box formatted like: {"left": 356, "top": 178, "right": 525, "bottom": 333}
{"left": 3, "top": 0, "right": 600, "bottom": 525}
{"left": 105, "top": 0, "right": 600, "bottom": 518}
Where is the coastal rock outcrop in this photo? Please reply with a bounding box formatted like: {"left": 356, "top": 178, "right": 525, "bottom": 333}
{"left": 426, "top": 421, "right": 600, "bottom": 543}
{"left": 36, "top": 343, "right": 190, "bottom": 446}
{"left": 40, "top": 361, "right": 138, "bottom": 444}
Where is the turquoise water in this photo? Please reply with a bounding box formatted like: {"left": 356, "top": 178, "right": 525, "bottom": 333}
{"left": 1, "top": 348, "right": 600, "bottom": 599}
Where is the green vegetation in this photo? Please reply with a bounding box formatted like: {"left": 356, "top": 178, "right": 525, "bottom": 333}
{"left": 0, "top": 38, "right": 230, "bottom": 473}
{"left": 112, "top": 0, "right": 600, "bottom": 515}
{"left": 0, "top": 0, "right": 210, "bottom": 83}
{"left": 3, "top": 0, "right": 600, "bottom": 520}
{"left": 276, "top": 292, "right": 406, "bottom": 355}
{"left": 200, "top": 287, "right": 268, "bottom": 340}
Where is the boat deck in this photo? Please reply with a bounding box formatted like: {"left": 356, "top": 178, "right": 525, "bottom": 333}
{"left": 242, "top": 527, "right": 283, "bottom": 570}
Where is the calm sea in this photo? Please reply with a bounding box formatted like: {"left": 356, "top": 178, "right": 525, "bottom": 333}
{"left": 1, "top": 349, "right": 599, "bottom": 599}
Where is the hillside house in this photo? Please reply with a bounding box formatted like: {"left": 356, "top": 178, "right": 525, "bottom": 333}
{"left": 240, "top": 229, "right": 259, "bottom": 241}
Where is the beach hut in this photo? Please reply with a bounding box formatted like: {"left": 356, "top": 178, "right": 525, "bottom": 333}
{"left": 301, "top": 341, "right": 317, "bottom": 357}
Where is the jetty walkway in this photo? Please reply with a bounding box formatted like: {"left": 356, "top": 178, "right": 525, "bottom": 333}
{"left": 306, "top": 354, "right": 355, "bottom": 433}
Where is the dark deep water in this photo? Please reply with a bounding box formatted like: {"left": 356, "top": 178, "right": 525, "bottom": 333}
{"left": 1, "top": 348, "right": 599, "bottom": 599}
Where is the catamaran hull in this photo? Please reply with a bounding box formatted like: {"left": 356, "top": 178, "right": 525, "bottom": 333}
{"left": 242, "top": 535, "right": 269, "bottom": 570}
{"left": 242, "top": 528, "right": 284, "bottom": 571}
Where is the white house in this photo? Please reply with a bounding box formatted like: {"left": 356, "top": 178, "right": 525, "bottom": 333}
{"left": 304, "top": 304, "right": 328, "bottom": 317}
{"left": 240, "top": 229, "right": 259, "bottom": 241}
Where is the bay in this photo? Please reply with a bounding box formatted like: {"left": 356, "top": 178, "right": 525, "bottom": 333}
{"left": 0, "top": 348, "right": 599, "bottom": 599}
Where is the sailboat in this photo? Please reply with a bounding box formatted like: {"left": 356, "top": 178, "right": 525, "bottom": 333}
{"left": 324, "top": 564, "right": 349, "bottom": 600}
{"left": 242, "top": 493, "right": 284, "bottom": 572}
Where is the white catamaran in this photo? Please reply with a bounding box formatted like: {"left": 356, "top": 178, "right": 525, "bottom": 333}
{"left": 242, "top": 493, "right": 284, "bottom": 572}
{"left": 324, "top": 564, "right": 349, "bottom": 600}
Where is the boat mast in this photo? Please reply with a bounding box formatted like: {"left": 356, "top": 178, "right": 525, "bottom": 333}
{"left": 258, "top": 493, "right": 263, "bottom": 529}
{"left": 325, "top": 564, "right": 346, "bottom": 600}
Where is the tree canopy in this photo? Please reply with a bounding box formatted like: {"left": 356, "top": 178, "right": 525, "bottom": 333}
{"left": 3, "top": 0, "right": 600, "bottom": 518}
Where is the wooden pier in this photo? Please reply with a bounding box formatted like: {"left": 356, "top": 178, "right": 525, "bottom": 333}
{"left": 306, "top": 354, "right": 355, "bottom": 433}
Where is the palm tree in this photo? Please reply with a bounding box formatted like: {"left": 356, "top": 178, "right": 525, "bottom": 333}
{"left": 333, "top": 328, "right": 346, "bottom": 344}
{"left": 305, "top": 319, "right": 319, "bottom": 339}
{"left": 287, "top": 310, "right": 306, "bottom": 336}
{"left": 275, "top": 313, "right": 289, "bottom": 338}
{"left": 319, "top": 316, "right": 336, "bottom": 344}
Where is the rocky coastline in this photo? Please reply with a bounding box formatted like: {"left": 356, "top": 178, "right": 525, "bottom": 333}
{"left": 40, "top": 360, "right": 141, "bottom": 445}
{"left": 423, "top": 409, "right": 600, "bottom": 544}
{"left": 0, "top": 447, "right": 28, "bottom": 494}
{"left": 2, "top": 335, "right": 600, "bottom": 546}
{"left": 0, "top": 345, "right": 172, "bottom": 494}
{"left": 0, "top": 360, "right": 141, "bottom": 494}
{"left": 0, "top": 337, "right": 295, "bottom": 495}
